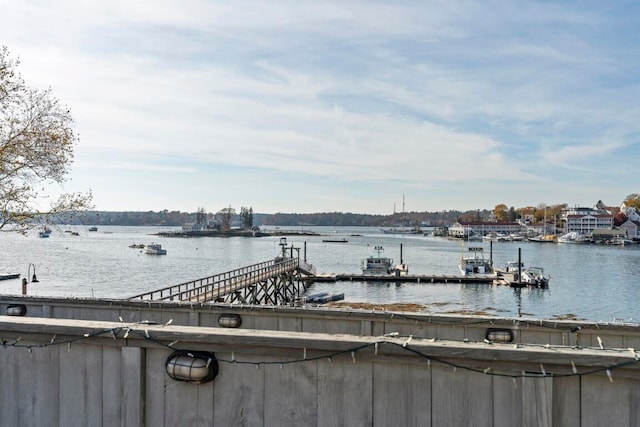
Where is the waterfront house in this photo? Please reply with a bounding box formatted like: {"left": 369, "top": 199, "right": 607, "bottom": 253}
{"left": 619, "top": 219, "right": 640, "bottom": 239}
{"left": 561, "top": 204, "right": 614, "bottom": 234}
{"left": 448, "top": 221, "right": 522, "bottom": 238}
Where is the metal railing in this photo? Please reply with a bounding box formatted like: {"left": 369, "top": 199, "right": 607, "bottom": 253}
{"left": 129, "top": 257, "right": 300, "bottom": 302}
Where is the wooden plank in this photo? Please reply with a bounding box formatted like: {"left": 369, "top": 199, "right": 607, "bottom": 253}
{"left": 3, "top": 316, "right": 639, "bottom": 371}
{"left": 552, "top": 376, "right": 580, "bottom": 427}
{"left": 15, "top": 343, "right": 59, "bottom": 425}
{"left": 522, "top": 376, "right": 553, "bottom": 427}
{"left": 102, "top": 346, "right": 122, "bottom": 425}
{"left": 0, "top": 347, "right": 19, "bottom": 425}
{"left": 492, "top": 374, "right": 522, "bottom": 427}
{"left": 317, "top": 356, "right": 373, "bottom": 426}
{"left": 581, "top": 374, "right": 640, "bottom": 427}
{"left": 145, "top": 349, "right": 167, "bottom": 427}
{"left": 278, "top": 315, "right": 302, "bottom": 332}
{"left": 213, "top": 352, "right": 265, "bottom": 425}
{"left": 121, "top": 347, "right": 144, "bottom": 427}
{"left": 196, "top": 372, "right": 215, "bottom": 425}
{"left": 264, "top": 359, "right": 317, "bottom": 424}
{"left": 164, "top": 366, "right": 199, "bottom": 425}
{"left": 372, "top": 361, "right": 431, "bottom": 426}
{"left": 85, "top": 345, "right": 104, "bottom": 425}
{"left": 431, "top": 363, "right": 493, "bottom": 426}
{"left": 59, "top": 344, "right": 89, "bottom": 427}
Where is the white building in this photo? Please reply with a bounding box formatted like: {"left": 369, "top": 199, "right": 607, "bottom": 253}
{"left": 619, "top": 220, "right": 640, "bottom": 239}
{"left": 448, "top": 221, "right": 522, "bottom": 238}
{"left": 562, "top": 204, "right": 613, "bottom": 234}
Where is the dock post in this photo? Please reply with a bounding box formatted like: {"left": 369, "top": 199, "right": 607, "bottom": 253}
{"left": 490, "top": 241, "right": 493, "bottom": 267}
{"left": 518, "top": 247, "right": 522, "bottom": 286}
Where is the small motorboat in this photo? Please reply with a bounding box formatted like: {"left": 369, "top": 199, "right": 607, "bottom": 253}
{"left": 145, "top": 243, "right": 167, "bottom": 255}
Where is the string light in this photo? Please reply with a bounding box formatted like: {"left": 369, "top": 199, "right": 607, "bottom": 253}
{"left": 0, "top": 320, "right": 637, "bottom": 381}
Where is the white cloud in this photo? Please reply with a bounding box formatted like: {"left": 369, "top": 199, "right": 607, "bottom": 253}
{"left": 2, "top": 1, "right": 640, "bottom": 213}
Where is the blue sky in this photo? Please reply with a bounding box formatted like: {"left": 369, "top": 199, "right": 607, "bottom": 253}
{"left": 2, "top": 1, "right": 639, "bottom": 214}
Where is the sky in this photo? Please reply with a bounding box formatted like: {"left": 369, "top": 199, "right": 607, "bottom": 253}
{"left": 2, "top": 1, "right": 639, "bottom": 215}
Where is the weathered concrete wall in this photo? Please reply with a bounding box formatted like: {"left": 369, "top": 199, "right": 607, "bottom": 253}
{"left": 0, "top": 313, "right": 639, "bottom": 426}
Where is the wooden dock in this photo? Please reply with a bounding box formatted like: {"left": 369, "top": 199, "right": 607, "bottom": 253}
{"left": 310, "top": 273, "right": 495, "bottom": 284}
{"left": 310, "top": 272, "right": 548, "bottom": 287}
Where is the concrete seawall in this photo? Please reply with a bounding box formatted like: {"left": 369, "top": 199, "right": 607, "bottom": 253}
{"left": 0, "top": 297, "right": 639, "bottom": 426}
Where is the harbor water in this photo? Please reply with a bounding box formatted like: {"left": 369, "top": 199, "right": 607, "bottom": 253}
{"left": 1, "top": 225, "right": 639, "bottom": 322}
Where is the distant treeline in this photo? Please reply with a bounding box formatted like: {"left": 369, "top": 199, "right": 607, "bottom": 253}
{"left": 55, "top": 209, "right": 482, "bottom": 227}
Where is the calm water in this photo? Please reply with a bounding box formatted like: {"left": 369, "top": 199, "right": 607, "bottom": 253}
{"left": 1, "top": 225, "right": 639, "bottom": 322}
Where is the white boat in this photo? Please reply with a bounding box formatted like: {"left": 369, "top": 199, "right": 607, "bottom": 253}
{"left": 558, "top": 232, "right": 591, "bottom": 244}
{"left": 145, "top": 243, "right": 167, "bottom": 255}
{"left": 38, "top": 226, "right": 52, "bottom": 238}
{"left": 483, "top": 233, "right": 511, "bottom": 242}
{"left": 459, "top": 247, "right": 494, "bottom": 276}
{"left": 528, "top": 234, "right": 557, "bottom": 243}
{"left": 381, "top": 226, "right": 422, "bottom": 235}
{"left": 504, "top": 261, "right": 525, "bottom": 274}
{"left": 361, "top": 246, "right": 393, "bottom": 275}
{"left": 521, "top": 266, "right": 550, "bottom": 288}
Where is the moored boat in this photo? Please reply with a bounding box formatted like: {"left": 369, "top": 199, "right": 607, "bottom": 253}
{"left": 145, "top": 243, "right": 167, "bottom": 255}
{"left": 459, "top": 247, "right": 494, "bottom": 276}
{"left": 528, "top": 234, "right": 557, "bottom": 243}
{"left": 361, "top": 246, "right": 394, "bottom": 275}
{"left": 322, "top": 238, "right": 348, "bottom": 243}
{"left": 521, "top": 266, "right": 550, "bottom": 288}
{"left": 504, "top": 261, "right": 525, "bottom": 274}
{"left": 558, "top": 232, "right": 591, "bottom": 244}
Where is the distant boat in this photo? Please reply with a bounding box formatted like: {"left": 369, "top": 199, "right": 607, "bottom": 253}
{"left": 322, "top": 238, "right": 348, "bottom": 243}
{"left": 528, "top": 234, "right": 557, "bottom": 243}
{"left": 145, "top": 243, "right": 167, "bottom": 255}
{"left": 381, "top": 226, "right": 422, "bottom": 234}
{"left": 88, "top": 226, "right": 98, "bottom": 232}
{"left": 558, "top": 232, "right": 591, "bottom": 244}
{"left": 0, "top": 273, "right": 20, "bottom": 281}
{"left": 38, "top": 226, "right": 51, "bottom": 238}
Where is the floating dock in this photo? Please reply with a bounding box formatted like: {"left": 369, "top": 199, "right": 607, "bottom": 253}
{"left": 310, "top": 272, "right": 547, "bottom": 287}
{"left": 310, "top": 273, "right": 495, "bottom": 284}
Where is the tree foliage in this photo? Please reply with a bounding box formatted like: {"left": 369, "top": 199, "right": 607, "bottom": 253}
{"left": 240, "top": 206, "right": 254, "bottom": 229}
{"left": 493, "top": 204, "right": 508, "bottom": 221}
{"left": 623, "top": 194, "right": 640, "bottom": 211}
{"left": 0, "top": 46, "right": 91, "bottom": 231}
{"left": 217, "top": 206, "right": 236, "bottom": 231}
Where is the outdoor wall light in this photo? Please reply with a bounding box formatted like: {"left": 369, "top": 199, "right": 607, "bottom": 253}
{"left": 165, "top": 351, "right": 218, "bottom": 384}
{"left": 218, "top": 313, "right": 242, "bottom": 328}
{"left": 6, "top": 304, "right": 27, "bottom": 316}
{"left": 485, "top": 328, "right": 514, "bottom": 343}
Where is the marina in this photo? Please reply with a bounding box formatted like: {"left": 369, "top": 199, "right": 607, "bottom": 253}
{"left": 1, "top": 225, "right": 639, "bottom": 321}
